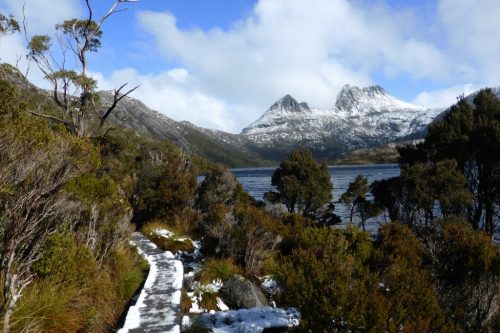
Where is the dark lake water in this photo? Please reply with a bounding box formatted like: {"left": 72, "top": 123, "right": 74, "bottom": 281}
{"left": 232, "top": 164, "right": 400, "bottom": 233}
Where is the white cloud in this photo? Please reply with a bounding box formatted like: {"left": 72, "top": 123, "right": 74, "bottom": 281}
{"left": 0, "top": 0, "right": 81, "bottom": 33}
{"left": 133, "top": 0, "right": 459, "bottom": 132}
{"left": 412, "top": 84, "right": 482, "bottom": 108}
{"left": 93, "top": 68, "right": 247, "bottom": 132}
{"left": 438, "top": 0, "right": 500, "bottom": 85}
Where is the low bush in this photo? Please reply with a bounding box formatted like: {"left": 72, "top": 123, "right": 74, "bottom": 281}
{"left": 8, "top": 280, "right": 85, "bottom": 333}
{"left": 198, "top": 291, "right": 219, "bottom": 312}
{"left": 33, "top": 233, "right": 96, "bottom": 285}
{"left": 142, "top": 221, "right": 196, "bottom": 254}
{"left": 4, "top": 236, "right": 149, "bottom": 333}
{"left": 197, "top": 258, "right": 242, "bottom": 284}
{"left": 108, "top": 245, "right": 149, "bottom": 299}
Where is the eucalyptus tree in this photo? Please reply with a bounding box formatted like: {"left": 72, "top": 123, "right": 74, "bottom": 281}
{"left": 0, "top": 13, "right": 19, "bottom": 36}
{"left": 341, "top": 174, "right": 369, "bottom": 225}
{"left": 399, "top": 89, "right": 500, "bottom": 234}
{"left": 265, "top": 148, "right": 332, "bottom": 217}
{"left": 26, "top": 0, "right": 139, "bottom": 138}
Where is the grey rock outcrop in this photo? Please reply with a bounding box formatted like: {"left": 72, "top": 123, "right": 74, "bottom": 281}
{"left": 220, "top": 275, "right": 268, "bottom": 309}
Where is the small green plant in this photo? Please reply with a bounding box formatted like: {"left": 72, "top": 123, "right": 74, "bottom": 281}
{"left": 198, "top": 291, "right": 219, "bottom": 312}
{"left": 33, "top": 233, "right": 95, "bottom": 285}
{"left": 108, "top": 245, "right": 148, "bottom": 299}
{"left": 197, "top": 258, "right": 242, "bottom": 284}
{"left": 117, "top": 270, "right": 144, "bottom": 298}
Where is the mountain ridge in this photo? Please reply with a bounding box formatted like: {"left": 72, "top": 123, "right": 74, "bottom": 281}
{"left": 241, "top": 84, "right": 444, "bottom": 160}
{"left": 3, "top": 63, "right": 497, "bottom": 167}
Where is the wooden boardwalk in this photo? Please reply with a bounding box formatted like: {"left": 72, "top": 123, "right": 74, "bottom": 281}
{"left": 119, "top": 232, "right": 183, "bottom": 333}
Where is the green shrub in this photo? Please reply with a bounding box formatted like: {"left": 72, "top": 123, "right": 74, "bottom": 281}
{"left": 197, "top": 258, "right": 242, "bottom": 284}
{"left": 117, "top": 270, "right": 144, "bottom": 299}
{"left": 198, "top": 291, "right": 219, "bottom": 312}
{"left": 107, "top": 245, "right": 149, "bottom": 299}
{"left": 65, "top": 174, "right": 118, "bottom": 203}
{"left": 33, "top": 233, "right": 95, "bottom": 285}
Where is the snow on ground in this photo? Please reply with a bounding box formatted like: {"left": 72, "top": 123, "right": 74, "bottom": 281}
{"left": 199, "top": 307, "right": 301, "bottom": 333}
{"left": 118, "top": 232, "right": 184, "bottom": 333}
{"left": 154, "top": 228, "right": 174, "bottom": 238}
{"left": 260, "top": 276, "right": 280, "bottom": 295}
{"left": 119, "top": 231, "right": 302, "bottom": 333}
{"left": 188, "top": 280, "right": 227, "bottom": 314}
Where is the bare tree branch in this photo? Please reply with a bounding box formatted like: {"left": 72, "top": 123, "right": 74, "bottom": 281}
{"left": 27, "top": 109, "right": 72, "bottom": 127}
{"left": 99, "top": 83, "right": 140, "bottom": 125}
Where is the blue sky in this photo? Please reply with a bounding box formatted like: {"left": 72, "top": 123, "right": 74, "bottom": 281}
{"left": 0, "top": 0, "right": 499, "bottom": 132}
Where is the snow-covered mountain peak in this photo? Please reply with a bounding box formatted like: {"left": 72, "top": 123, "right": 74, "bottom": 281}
{"left": 242, "top": 83, "right": 444, "bottom": 146}
{"left": 269, "top": 94, "right": 310, "bottom": 113}
{"left": 335, "top": 84, "right": 427, "bottom": 115}
{"left": 338, "top": 84, "right": 386, "bottom": 98}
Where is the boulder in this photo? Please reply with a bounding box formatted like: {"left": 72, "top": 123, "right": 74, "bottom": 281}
{"left": 220, "top": 275, "right": 268, "bottom": 309}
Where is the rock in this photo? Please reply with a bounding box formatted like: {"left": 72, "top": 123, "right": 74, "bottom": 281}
{"left": 220, "top": 275, "right": 268, "bottom": 309}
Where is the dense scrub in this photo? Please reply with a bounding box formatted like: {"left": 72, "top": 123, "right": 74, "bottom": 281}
{"left": 0, "top": 74, "right": 159, "bottom": 332}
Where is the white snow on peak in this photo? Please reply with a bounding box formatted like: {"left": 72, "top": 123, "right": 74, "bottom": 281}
{"left": 335, "top": 84, "right": 427, "bottom": 115}
{"left": 241, "top": 84, "right": 444, "bottom": 147}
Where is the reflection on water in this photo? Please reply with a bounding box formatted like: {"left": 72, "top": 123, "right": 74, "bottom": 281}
{"left": 232, "top": 164, "right": 400, "bottom": 233}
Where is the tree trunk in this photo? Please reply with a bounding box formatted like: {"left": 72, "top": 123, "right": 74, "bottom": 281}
{"left": 2, "top": 299, "right": 14, "bottom": 333}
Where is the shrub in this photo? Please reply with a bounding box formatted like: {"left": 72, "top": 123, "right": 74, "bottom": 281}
{"left": 198, "top": 291, "right": 219, "bottom": 312}
{"left": 277, "top": 227, "right": 374, "bottom": 331}
{"left": 107, "top": 245, "right": 148, "bottom": 299}
{"left": 33, "top": 233, "right": 95, "bottom": 285}
{"left": 435, "top": 219, "right": 500, "bottom": 331}
{"left": 65, "top": 174, "right": 118, "bottom": 203}
{"left": 142, "top": 221, "right": 196, "bottom": 254}
{"left": 197, "top": 258, "right": 242, "bottom": 284}
{"left": 8, "top": 280, "right": 85, "bottom": 333}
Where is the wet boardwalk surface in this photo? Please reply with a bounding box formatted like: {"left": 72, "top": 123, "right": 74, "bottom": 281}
{"left": 119, "top": 232, "right": 183, "bottom": 333}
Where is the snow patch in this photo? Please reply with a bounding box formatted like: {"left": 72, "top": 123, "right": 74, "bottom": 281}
{"left": 199, "top": 307, "right": 301, "bottom": 333}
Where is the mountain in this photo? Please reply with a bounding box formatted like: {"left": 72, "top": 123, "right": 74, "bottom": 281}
{"left": 6, "top": 62, "right": 491, "bottom": 167}
{"left": 0, "top": 63, "right": 267, "bottom": 168}
{"left": 103, "top": 93, "right": 269, "bottom": 167}
{"left": 241, "top": 84, "right": 444, "bottom": 160}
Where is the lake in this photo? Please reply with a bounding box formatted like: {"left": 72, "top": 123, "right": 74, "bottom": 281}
{"left": 232, "top": 164, "right": 400, "bottom": 232}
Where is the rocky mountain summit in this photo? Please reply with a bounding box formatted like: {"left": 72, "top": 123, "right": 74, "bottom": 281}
{"left": 242, "top": 85, "right": 444, "bottom": 155}
{"left": 105, "top": 84, "right": 500, "bottom": 164}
